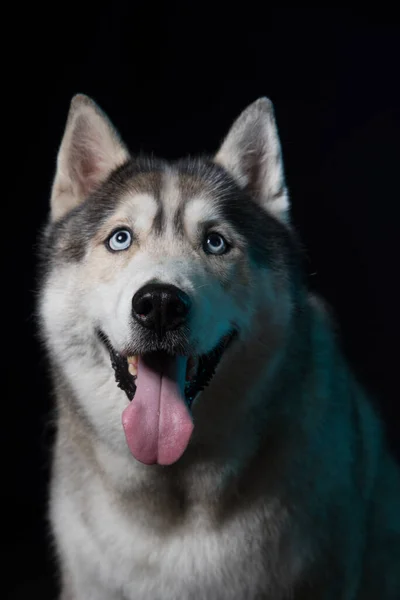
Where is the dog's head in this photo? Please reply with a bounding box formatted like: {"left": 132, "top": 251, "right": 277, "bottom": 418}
{"left": 39, "top": 95, "right": 299, "bottom": 465}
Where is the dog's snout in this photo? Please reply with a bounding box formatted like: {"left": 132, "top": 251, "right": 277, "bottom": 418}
{"left": 132, "top": 283, "right": 191, "bottom": 336}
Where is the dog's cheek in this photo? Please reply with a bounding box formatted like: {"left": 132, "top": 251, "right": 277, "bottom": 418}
{"left": 201, "top": 259, "right": 254, "bottom": 347}
{"left": 85, "top": 273, "right": 130, "bottom": 339}
{"left": 221, "top": 260, "right": 255, "bottom": 324}
{"left": 226, "top": 260, "right": 252, "bottom": 301}
{"left": 251, "top": 266, "right": 293, "bottom": 335}
{"left": 40, "top": 266, "right": 88, "bottom": 357}
{"left": 189, "top": 274, "right": 241, "bottom": 354}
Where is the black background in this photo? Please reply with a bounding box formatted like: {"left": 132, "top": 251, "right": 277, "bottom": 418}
{"left": 4, "top": 7, "right": 400, "bottom": 599}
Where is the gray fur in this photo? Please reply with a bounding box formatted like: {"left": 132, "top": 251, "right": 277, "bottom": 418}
{"left": 38, "top": 95, "right": 400, "bottom": 599}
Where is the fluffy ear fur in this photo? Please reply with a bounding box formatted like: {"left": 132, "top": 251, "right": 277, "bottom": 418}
{"left": 50, "top": 94, "right": 129, "bottom": 221}
{"left": 215, "top": 98, "right": 289, "bottom": 224}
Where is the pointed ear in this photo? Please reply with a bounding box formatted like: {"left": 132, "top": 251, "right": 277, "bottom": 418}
{"left": 214, "top": 98, "right": 289, "bottom": 224}
{"left": 50, "top": 94, "right": 129, "bottom": 221}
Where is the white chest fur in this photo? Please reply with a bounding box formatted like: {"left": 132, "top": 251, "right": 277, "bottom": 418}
{"left": 53, "top": 477, "right": 269, "bottom": 600}
{"left": 52, "top": 453, "right": 303, "bottom": 600}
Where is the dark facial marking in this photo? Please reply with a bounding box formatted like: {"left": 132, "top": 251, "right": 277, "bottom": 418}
{"left": 41, "top": 157, "right": 167, "bottom": 266}
{"left": 41, "top": 155, "right": 304, "bottom": 296}
{"left": 173, "top": 158, "right": 302, "bottom": 274}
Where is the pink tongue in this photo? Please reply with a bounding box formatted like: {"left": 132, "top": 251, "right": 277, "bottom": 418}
{"left": 122, "top": 354, "right": 194, "bottom": 465}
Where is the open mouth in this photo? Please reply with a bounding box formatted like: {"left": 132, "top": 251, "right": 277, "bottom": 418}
{"left": 97, "top": 329, "right": 237, "bottom": 466}
{"left": 97, "top": 329, "right": 237, "bottom": 410}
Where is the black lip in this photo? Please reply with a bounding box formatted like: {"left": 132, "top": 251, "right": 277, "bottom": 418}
{"left": 96, "top": 329, "right": 238, "bottom": 407}
{"left": 97, "top": 330, "right": 138, "bottom": 400}
{"left": 184, "top": 331, "right": 237, "bottom": 406}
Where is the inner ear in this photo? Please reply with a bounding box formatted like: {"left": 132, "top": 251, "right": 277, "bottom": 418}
{"left": 214, "top": 98, "right": 290, "bottom": 225}
{"left": 50, "top": 94, "right": 129, "bottom": 221}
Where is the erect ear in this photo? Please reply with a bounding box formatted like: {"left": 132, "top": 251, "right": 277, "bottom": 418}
{"left": 50, "top": 94, "right": 129, "bottom": 221}
{"left": 214, "top": 98, "right": 289, "bottom": 224}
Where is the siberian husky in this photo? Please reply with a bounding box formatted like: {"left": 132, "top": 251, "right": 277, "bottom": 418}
{"left": 38, "top": 94, "right": 400, "bottom": 599}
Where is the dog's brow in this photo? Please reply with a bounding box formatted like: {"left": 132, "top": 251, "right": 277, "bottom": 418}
{"left": 184, "top": 197, "right": 221, "bottom": 230}
{"left": 93, "top": 216, "right": 133, "bottom": 243}
{"left": 197, "top": 218, "right": 225, "bottom": 233}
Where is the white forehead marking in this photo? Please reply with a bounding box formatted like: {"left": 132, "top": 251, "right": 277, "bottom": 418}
{"left": 120, "top": 193, "right": 158, "bottom": 234}
{"left": 184, "top": 196, "right": 220, "bottom": 232}
{"left": 161, "top": 169, "right": 181, "bottom": 229}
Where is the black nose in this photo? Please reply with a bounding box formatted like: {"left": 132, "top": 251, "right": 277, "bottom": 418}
{"left": 132, "top": 283, "right": 191, "bottom": 337}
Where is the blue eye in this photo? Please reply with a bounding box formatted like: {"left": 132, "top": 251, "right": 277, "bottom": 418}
{"left": 203, "top": 232, "right": 229, "bottom": 255}
{"left": 107, "top": 229, "right": 132, "bottom": 252}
